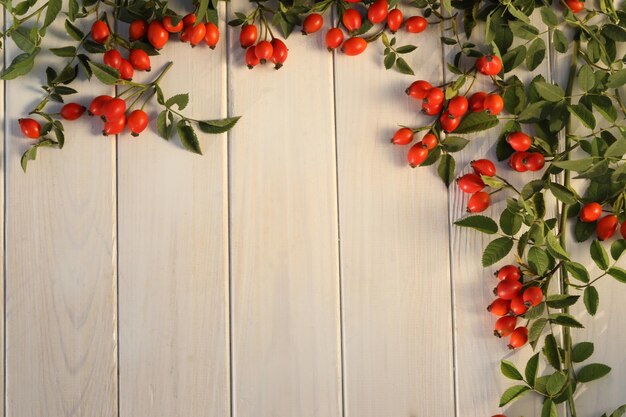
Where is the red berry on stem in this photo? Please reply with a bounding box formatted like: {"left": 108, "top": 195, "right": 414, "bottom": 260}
{"left": 89, "top": 95, "right": 112, "bottom": 116}
{"left": 408, "top": 142, "right": 429, "bottom": 167}
{"left": 448, "top": 95, "right": 468, "bottom": 117}
{"left": 495, "top": 279, "right": 522, "bottom": 300}
{"left": 510, "top": 296, "right": 528, "bottom": 316}
{"left": 457, "top": 173, "right": 485, "bottom": 194}
{"left": 496, "top": 265, "right": 521, "bottom": 281}
{"left": 386, "top": 9, "right": 403, "bottom": 33}
{"left": 422, "top": 101, "right": 442, "bottom": 116}
{"left": 468, "top": 92, "right": 487, "bottom": 112}
{"left": 467, "top": 192, "right": 490, "bottom": 213}
{"left": 507, "top": 131, "right": 532, "bottom": 152}
{"left": 566, "top": 0, "right": 585, "bottom": 13}
{"left": 255, "top": 40, "right": 274, "bottom": 63}
{"left": 494, "top": 316, "right": 517, "bottom": 337}
{"left": 580, "top": 202, "right": 602, "bottom": 223}
{"left": 182, "top": 13, "right": 197, "bottom": 27}
{"left": 91, "top": 20, "right": 110, "bottom": 44}
{"left": 405, "top": 16, "right": 427, "bottom": 33}
{"left": 471, "top": 159, "right": 496, "bottom": 177}
{"left": 163, "top": 16, "right": 184, "bottom": 33}
{"left": 367, "top": 0, "right": 389, "bottom": 24}
{"left": 484, "top": 93, "right": 504, "bottom": 115}
{"left": 129, "top": 49, "right": 151, "bottom": 71}
{"left": 421, "top": 133, "right": 437, "bottom": 150}
{"left": 188, "top": 22, "right": 207, "bottom": 46}
{"left": 439, "top": 110, "right": 460, "bottom": 132}
{"left": 103, "top": 114, "right": 127, "bottom": 136}
{"left": 523, "top": 287, "right": 543, "bottom": 307}
{"left": 424, "top": 87, "right": 444, "bottom": 106}
{"left": 509, "top": 151, "right": 529, "bottom": 172}
{"left": 18, "top": 118, "right": 41, "bottom": 139}
{"left": 129, "top": 19, "right": 148, "bottom": 40}
{"left": 303, "top": 13, "right": 324, "bottom": 35}
{"left": 205, "top": 23, "right": 220, "bottom": 48}
{"left": 103, "top": 49, "right": 122, "bottom": 69}
{"left": 271, "top": 38, "right": 289, "bottom": 69}
{"left": 148, "top": 21, "right": 169, "bottom": 49}
{"left": 508, "top": 326, "right": 528, "bottom": 349}
{"left": 325, "top": 28, "right": 344, "bottom": 50}
{"left": 525, "top": 152, "right": 545, "bottom": 172}
{"left": 487, "top": 298, "right": 511, "bottom": 317}
{"left": 406, "top": 80, "right": 432, "bottom": 100}
{"left": 342, "top": 9, "right": 362, "bottom": 32}
{"left": 597, "top": 214, "right": 619, "bottom": 241}
{"left": 102, "top": 97, "right": 126, "bottom": 122}
{"left": 119, "top": 59, "right": 134, "bottom": 80}
{"left": 342, "top": 37, "right": 367, "bottom": 56}
{"left": 391, "top": 127, "right": 414, "bottom": 145}
{"left": 60, "top": 103, "right": 86, "bottom": 120}
{"left": 127, "top": 110, "right": 149, "bottom": 136}
{"left": 245, "top": 46, "right": 260, "bottom": 68}
{"left": 621, "top": 221, "right": 626, "bottom": 239}
{"left": 240, "top": 24, "right": 258, "bottom": 48}
{"left": 476, "top": 54, "right": 502, "bottom": 76}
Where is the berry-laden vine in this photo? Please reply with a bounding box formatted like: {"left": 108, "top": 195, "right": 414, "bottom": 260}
{"left": 3, "top": 0, "right": 626, "bottom": 415}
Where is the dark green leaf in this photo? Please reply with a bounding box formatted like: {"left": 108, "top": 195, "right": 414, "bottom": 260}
{"left": 87, "top": 61, "right": 119, "bottom": 84}
{"left": 542, "top": 399, "right": 557, "bottom": 417}
{"left": 1, "top": 48, "right": 39, "bottom": 80}
{"left": 607, "top": 69, "right": 626, "bottom": 88}
{"left": 501, "top": 360, "right": 523, "bottom": 380}
{"left": 534, "top": 81, "right": 565, "bottom": 102}
{"left": 43, "top": 0, "right": 62, "bottom": 28}
{"left": 584, "top": 286, "right": 599, "bottom": 316}
{"left": 525, "top": 353, "right": 540, "bottom": 386}
{"left": 590, "top": 240, "right": 610, "bottom": 270}
{"left": 49, "top": 46, "right": 76, "bottom": 57}
{"left": 577, "top": 363, "right": 611, "bottom": 383}
{"left": 572, "top": 342, "right": 594, "bottom": 363}
{"left": 482, "top": 237, "right": 514, "bottom": 267}
{"left": 543, "top": 334, "right": 561, "bottom": 370}
{"left": 528, "top": 318, "right": 548, "bottom": 344}
{"left": 553, "top": 29, "right": 569, "bottom": 53}
{"left": 166, "top": 93, "right": 189, "bottom": 110}
{"left": 500, "top": 208, "right": 522, "bottom": 236}
{"left": 65, "top": 19, "right": 84, "bottom": 40}
{"left": 578, "top": 65, "right": 595, "bottom": 92}
{"left": 454, "top": 215, "right": 497, "bottom": 234}
{"left": 602, "top": 24, "right": 626, "bottom": 41}
{"left": 437, "top": 154, "right": 455, "bottom": 186}
{"left": 498, "top": 385, "right": 530, "bottom": 407}
{"left": 395, "top": 57, "right": 414, "bottom": 75}
{"left": 442, "top": 136, "right": 469, "bottom": 152}
{"left": 565, "top": 261, "right": 590, "bottom": 283}
{"left": 528, "top": 246, "right": 550, "bottom": 275}
{"left": 177, "top": 121, "right": 202, "bottom": 154}
{"left": 526, "top": 37, "right": 546, "bottom": 71}
{"left": 549, "top": 313, "right": 584, "bottom": 328}
{"left": 549, "top": 182, "right": 578, "bottom": 205}
{"left": 608, "top": 266, "right": 626, "bottom": 283}
{"left": 546, "top": 294, "right": 580, "bottom": 309}
{"left": 568, "top": 103, "right": 596, "bottom": 129}
{"left": 197, "top": 116, "right": 241, "bottom": 134}
{"left": 454, "top": 112, "right": 499, "bottom": 134}
{"left": 546, "top": 371, "right": 568, "bottom": 396}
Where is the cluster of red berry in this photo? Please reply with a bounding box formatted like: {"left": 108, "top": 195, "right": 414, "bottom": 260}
{"left": 126, "top": 13, "right": 221, "bottom": 51}
{"left": 488, "top": 265, "right": 543, "bottom": 349}
{"left": 456, "top": 160, "right": 497, "bottom": 213}
{"left": 506, "top": 132, "right": 546, "bottom": 172}
{"left": 299, "top": 0, "right": 427, "bottom": 56}
{"left": 579, "top": 202, "right": 626, "bottom": 241}
{"left": 238, "top": 25, "right": 289, "bottom": 69}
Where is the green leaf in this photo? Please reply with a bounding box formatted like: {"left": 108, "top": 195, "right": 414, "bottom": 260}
{"left": 549, "top": 313, "right": 584, "bottom": 328}
{"left": 501, "top": 360, "right": 524, "bottom": 380}
{"left": 166, "top": 93, "right": 189, "bottom": 110}
{"left": 590, "top": 95, "right": 617, "bottom": 122}
{"left": 608, "top": 266, "right": 626, "bottom": 283}
{"left": 156, "top": 110, "right": 169, "bottom": 140}
{"left": 43, "top": 0, "right": 62, "bottom": 28}
{"left": 605, "top": 138, "right": 626, "bottom": 158}
{"left": 526, "top": 37, "right": 546, "bottom": 71}
{"left": 549, "top": 182, "right": 578, "bottom": 205}
{"left": 553, "top": 29, "right": 569, "bottom": 53}
{"left": 500, "top": 208, "right": 522, "bottom": 236}
{"left": 528, "top": 318, "right": 548, "bottom": 344}
{"left": 528, "top": 246, "right": 550, "bottom": 275}
{"left": 395, "top": 45, "right": 417, "bottom": 54}
{"left": 602, "top": 23, "right": 626, "bottom": 41}
{"left": 577, "top": 363, "right": 611, "bottom": 383}
{"left": 11, "top": 26, "right": 37, "bottom": 53}
{"left": 525, "top": 303, "right": 545, "bottom": 320}
{"left": 583, "top": 286, "right": 599, "bottom": 316}
{"left": 384, "top": 53, "right": 396, "bottom": 70}
{"left": 543, "top": 334, "right": 561, "bottom": 370}
{"left": 177, "top": 120, "right": 202, "bottom": 155}
{"left": 552, "top": 158, "right": 595, "bottom": 171}
{"left": 87, "top": 61, "right": 119, "bottom": 84}
{"left": 546, "top": 294, "right": 580, "bottom": 309}
{"left": 197, "top": 116, "right": 241, "bottom": 134}
{"left": 540, "top": 7, "right": 558, "bottom": 27}
{"left": 568, "top": 103, "right": 596, "bottom": 129}
{"left": 525, "top": 353, "right": 540, "bottom": 387}
{"left": 49, "top": 46, "right": 76, "bottom": 57}
{"left": 546, "top": 232, "right": 570, "bottom": 260}
{"left": 437, "top": 154, "right": 455, "bottom": 186}
{"left": 442, "top": 136, "right": 469, "bottom": 152}
{"left": 546, "top": 371, "right": 568, "bottom": 396}
{"left": 509, "top": 20, "right": 539, "bottom": 40}
{"left": 454, "top": 112, "right": 499, "bottom": 134}
{"left": 542, "top": 399, "right": 557, "bottom": 417}
{"left": 590, "top": 240, "right": 610, "bottom": 270}
{"left": 454, "top": 215, "right": 497, "bottom": 234}
{"left": 502, "top": 46, "right": 526, "bottom": 73}
{"left": 482, "top": 237, "right": 514, "bottom": 267}
{"left": 498, "top": 385, "right": 530, "bottom": 407}
{"left": 611, "top": 405, "right": 626, "bottom": 417}
{"left": 395, "top": 57, "right": 414, "bottom": 75}
{"left": 533, "top": 81, "right": 565, "bottom": 102}
{"left": 1, "top": 48, "right": 39, "bottom": 80}
{"left": 578, "top": 65, "right": 595, "bottom": 92}
{"left": 572, "top": 342, "right": 594, "bottom": 363}
{"left": 65, "top": 19, "right": 84, "bottom": 40}
{"left": 607, "top": 69, "right": 626, "bottom": 88}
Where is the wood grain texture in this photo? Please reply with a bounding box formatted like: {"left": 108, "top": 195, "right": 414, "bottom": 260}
{"left": 4, "top": 13, "right": 117, "bottom": 417}
{"left": 446, "top": 13, "right": 552, "bottom": 417}
{"left": 227, "top": 3, "right": 342, "bottom": 416}
{"left": 117, "top": 4, "right": 230, "bottom": 417}
{"left": 333, "top": 22, "right": 455, "bottom": 417}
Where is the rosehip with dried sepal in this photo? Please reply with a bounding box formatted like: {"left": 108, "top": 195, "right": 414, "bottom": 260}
{"left": 507, "top": 131, "right": 532, "bottom": 152}
{"left": 422, "top": 101, "right": 443, "bottom": 116}
{"left": 468, "top": 92, "right": 487, "bottom": 112}
{"left": 439, "top": 111, "right": 461, "bottom": 132}
{"left": 471, "top": 159, "right": 496, "bottom": 177}
{"left": 325, "top": 28, "right": 344, "bottom": 51}
{"left": 406, "top": 80, "right": 432, "bottom": 100}
{"left": 18, "top": 118, "right": 41, "bottom": 139}
{"left": 509, "top": 151, "right": 529, "bottom": 172}
{"left": 580, "top": 202, "right": 603, "bottom": 223}
{"left": 183, "top": 23, "right": 206, "bottom": 46}
{"left": 597, "top": 214, "right": 619, "bottom": 241}
{"left": 405, "top": 16, "right": 427, "bottom": 33}
{"left": 102, "top": 97, "right": 126, "bottom": 122}
{"left": 523, "top": 286, "right": 543, "bottom": 307}
{"left": 476, "top": 54, "right": 502, "bottom": 76}
{"left": 386, "top": 9, "right": 403, "bottom": 33}
{"left": 240, "top": 24, "right": 258, "bottom": 48}
{"left": 408, "top": 142, "right": 429, "bottom": 167}
{"left": 421, "top": 133, "right": 437, "bottom": 150}
{"left": 457, "top": 173, "right": 485, "bottom": 194}
{"left": 91, "top": 20, "right": 110, "bottom": 44}
{"left": 342, "top": 9, "right": 362, "bottom": 32}
{"left": 495, "top": 279, "right": 522, "bottom": 300}
{"left": 127, "top": 110, "right": 149, "bottom": 136}
{"left": 103, "top": 49, "right": 122, "bottom": 69}
{"left": 424, "top": 87, "right": 444, "bottom": 106}
{"left": 255, "top": 40, "right": 274, "bottom": 63}
{"left": 510, "top": 295, "right": 528, "bottom": 316}
{"left": 448, "top": 95, "right": 468, "bottom": 117}
{"left": 205, "top": 23, "right": 220, "bottom": 48}
{"left": 367, "top": 0, "right": 389, "bottom": 24}
{"left": 487, "top": 298, "right": 511, "bottom": 317}
{"left": 129, "top": 19, "right": 148, "bottom": 40}
{"left": 271, "top": 38, "right": 289, "bottom": 69}
{"left": 508, "top": 326, "right": 528, "bottom": 349}
{"left": 391, "top": 127, "right": 414, "bottom": 145}
{"left": 496, "top": 265, "right": 521, "bottom": 281}
{"left": 484, "top": 93, "right": 504, "bottom": 115}
{"left": 89, "top": 95, "right": 113, "bottom": 116}
{"left": 103, "top": 114, "right": 126, "bottom": 136}
{"left": 525, "top": 152, "right": 545, "bottom": 172}
{"left": 129, "top": 49, "right": 151, "bottom": 71}
{"left": 245, "top": 46, "right": 260, "bottom": 69}
{"left": 302, "top": 13, "right": 324, "bottom": 35}
{"left": 494, "top": 316, "right": 517, "bottom": 338}
{"left": 342, "top": 37, "right": 368, "bottom": 56}
{"left": 60, "top": 103, "right": 86, "bottom": 120}
{"left": 467, "top": 192, "right": 490, "bottom": 213}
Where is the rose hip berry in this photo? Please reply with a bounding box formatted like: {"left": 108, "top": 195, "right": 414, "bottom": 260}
{"left": 566, "top": 0, "right": 585, "bottom": 13}
{"left": 507, "top": 131, "right": 532, "bottom": 152}
{"left": 406, "top": 80, "right": 432, "bottom": 100}
{"left": 509, "top": 151, "right": 529, "bottom": 172}
{"left": 163, "top": 16, "right": 184, "bottom": 33}
{"left": 387, "top": 9, "right": 403, "bottom": 33}
{"left": 102, "top": 97, "right": 126, "bottom": 122}
{"left": 127, "top": 110, "right": 149, "bottom": 136}
{"left": 186, "top": 22, "right": 207, "bottom": 46}
{"left": 424, "top": 87, "right": 444, "bottom": 106}
{"left": 271, "top": 38, "right": 289, "bottom": 69}
{"left": 508, "top": 326, "right": 528, "bottom": 349}
{"left": 510, "top": 296, "right": 528, "bottom": 316}
{"left": 325, "top": 28, "right": 344, "bottom": 51}
{"left": 408, "top": 142, "right": 429, "bottom": 167}
{"left": 496, "top": 265, "right": 521, "bottom": 281}
{"left": 148, "top": 20, "right": 169, "bottom": 49}
{"left": 342, "top": 9, "right": 362, "bottom": 32}
{"left": 60, "top": 103, "right": 86, "bottom": 121}
{"left": 255, "top": 40, "right": 274, "bottom": 63}
{"left": 91, "top": 20, "right": 110, "bottom": 44}
{"left": 597, "top": 214, "right": 619, "bottom": 241}
{"left": 457, "top": 173, "right": 485, "bottom": 194}
{"left": 471, "top": 159, "right": 496, "bottom": 177}
{"left": 483, "top": 93, "right": 504, "bottom": 115}
{"left": 487, "top": 298, "right": 511, "bottom": 317}
{"left": 119, "top": 59, "right": 134, "bottom": 80}
{"left": 342, "top": 37, "right": 368, "bottom": 56}
{"left": 103, "top": 49, "right": 123, "bottom": 69}
{"left": 467, "top": 192, "right": 490, "bottom": 213}
{"left": 494, "top": 316, "right": 517, "bottom": 337}
{"left": 439, "top": 111, "right": 461, "bottom": 132}
{"left": 303, "top": 13, "right": 324, "bottom": 35}
{"left": 522, "top": 286, "right": 543, "bottom": 307}
{"left": 476, "top": 54, "right": 502, "bottom": 76}
{"left": 367, "top": 0, "right": 389, "bottom": 24}
{"left": 525, "top": 152, "right": 545, "bottom": 172}
{"left": 245, "top": 46, "right": 260, "bottom": 68}
{"left": 89, "top": 95, "right": 112, "bottom": 116}
{"left": 392, "top": 127, "right": 414, "bottom": 145}
{"left": 422, "top": 101, "right": 442, "bottom": 116}
{"left": 405, "top": 16, "right": 427, "bottom": 33}
{"left": 129, "top": 19, "right": 148, "bottom": 40}
{"left": 129, "top": 49, "right": 151, "bottom": 71}
{"left": 18, "top": 118, "right": 42, "bottom": 139}
{"left": 621, "top": 221, "right": 626, "bottom": 239}
{"left": 580, "top": 202, "right": 603, "bottom": 222}
{"left": 448, "top": 95, "right": 468, "bottom": 117}
{"left": 103, "top": 114, "right": 127, "bottom": 136}
{"left": 495, "top": 279, "right": 522, "bottom": 300}
{"left": 205, "top": 23, "right": 220, "bottom": 48}
{"left": 240, "top": 24, "right": 258, "bottom": 48}
{"left": 421, "top": 133, "right": 437, "bottom": 150}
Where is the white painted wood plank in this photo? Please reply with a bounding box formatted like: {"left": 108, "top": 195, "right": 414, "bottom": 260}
{"left": 117, "top": 5, "right": 230, "bottom": 417}
{"left": 227, "top": 4, "right": 342, "bottom": 416}
{"left": 4, "top": 11, "right": 117, "bottom": 417}
{"left": 446, "top": 14, "right": 552, "bottom": 417}
{"left": 333, "top": 18, "right": 455, "bottom": 417}
{"left": 0, "top": 8, "right": 5, "bottom": 416}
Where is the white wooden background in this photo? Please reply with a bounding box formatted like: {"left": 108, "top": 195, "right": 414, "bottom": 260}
{"left": 2, "top": 2, "right": 626, "bottom": 416}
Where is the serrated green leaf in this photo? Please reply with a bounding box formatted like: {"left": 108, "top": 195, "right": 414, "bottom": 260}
{"left": 526, "top": 37, "right": 546, "bottom": 71}
{"left": 177, "top": 120, "right": 202, "bottom": 154}
{"left": 572, "top": 342, "right": 594, "bottom": 363}
{"left": 442, "top": 136, "right": 469, "bottom": 152}
{"left": 549, "top": 313, "right": 584, "bottom": 328}
{"left": 578, "top": 65, "right": 595, "bottom": 92}
{"left": 543, "top": 334, "right": 561, "bottom": 370}
{"left": 482, "top": 237, "right": 514, "bottom": 267}
{"left": 501, "top": 360, "right": 524, "bottom": 380}
{"left": 197, "top": 116, "right": 241, "bottom": 134}
{"left": 546, "top": 371, "right": 568, "bottom": 396}
{"left": 499, "top": 385, "right": 530, "bottom": 407}
{"left": 577, "top": 363, "right": 611, "bottom": 383}
{"left": 455, "top": 112, "right": 499, "bottom": 134}
{"left": 542, "top": 399, "right": 557, "bottom": 417}
{"left": 549, "top": 182, "right": 578, "bottom": 205}
{"left": 528, "top": 246, "right": 550, "bottom": 275}
{"left": 533, "top": 81, "right": 565, "bottom": 102}
{"left": 591, "top": 240, "right": 610, "bottom": 270}
{"left": 584, "top": 286, "right": 599, "bottom": 316}
{"left": 395, "top": 57, "right": 414, "bottom": 75}
{"left": 87, "top": 61, "right": 119, "bottom": 84}
{"left": 166, "top": 93, "right": 189, "bottom": 110}
{"left": 546, "top": 231, "right": 570, "bottom": 260}
{"left": 608, "top": 266, "right": 626, "bottom": 283}
{"left": 528, "top": 318, "right": 548, "bottom": 344}
{"left": 546, "top": 294, "right": 579, "bottom": 309}
{"left": 525, "top": 353, "right": 540, "bottom": 387}
{"left": 607, "top": 69, "right": 626, "bottom": 88}
{"left": 43, "top": 0, "right": 62, "bottom": 28}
